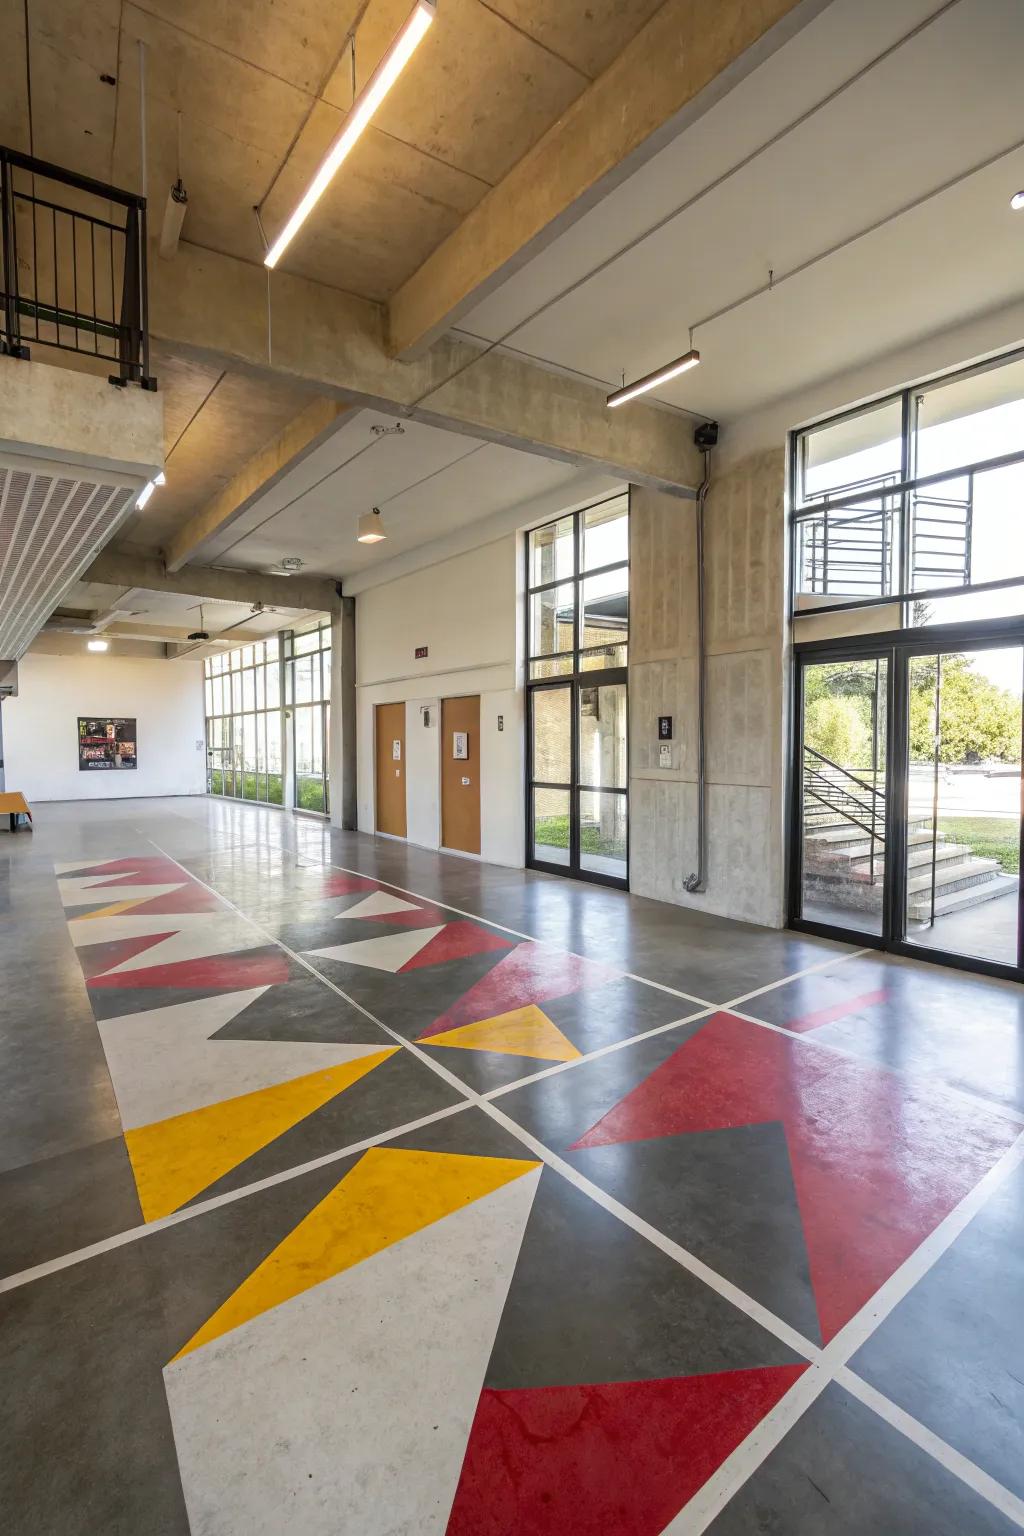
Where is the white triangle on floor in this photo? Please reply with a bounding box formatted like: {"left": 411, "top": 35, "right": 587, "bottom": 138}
{"left": 70, "top": 911, "right": 264, "bottom": 973}
{"left": 307, "top": 925, "right": 445, "bottom": 973}
{"left": 98, "top": 988, "right": 388, "bottom": 1129}
{"left": 335, "top": 891, "right": 424, "bottom": 921}
{"left": 164, "top": 1166, "right": 540, "bottom": 1536}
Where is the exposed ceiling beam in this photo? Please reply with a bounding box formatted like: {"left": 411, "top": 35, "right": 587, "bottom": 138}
{"left": 386, "top": 0, "right": 832, "bottom": 359}
{"left": 163, "top": 398, "right": 351, "bottom": 572}
{"left": 82, "top": 549, "right": 339, "bottom": 612}
{"left": 149, "top": 241, "right": 702, "bottom": 497}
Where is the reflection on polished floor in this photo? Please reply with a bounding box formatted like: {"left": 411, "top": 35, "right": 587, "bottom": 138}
{"left": 2, "top": 798, "right": 1023, "bottom": 1535}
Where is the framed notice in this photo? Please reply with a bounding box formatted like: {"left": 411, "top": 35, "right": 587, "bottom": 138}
{"left": 78, "top": 717, "right": 138, "bottom": 771}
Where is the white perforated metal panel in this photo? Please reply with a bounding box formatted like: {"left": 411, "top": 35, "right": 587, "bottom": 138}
{"left": 0, "top": 464, "right": 136, "bottom": 660}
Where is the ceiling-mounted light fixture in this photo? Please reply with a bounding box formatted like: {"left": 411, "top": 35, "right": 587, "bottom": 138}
{"left": 187, "top": 604, "right": 210, "bottom": 642}
{"left": 278, "top": 555, "right": 304, "bottom": 574}
{"left": 264, "top": 0, "right": 436, "bottom": 270}
{"left": 134, "top": 469, "right": 166, "bottom": 510}
{"left": 1012, "top": 190, "right": 1024, "bottom": 211}
{"left": 87, "top": 638, "right": 109, "bottom": 653}
{"left": 606, "top": 348, "right": 701, "bottom": 409}
{"left": 357, "top": 506, "right": 388, "bottom": 544}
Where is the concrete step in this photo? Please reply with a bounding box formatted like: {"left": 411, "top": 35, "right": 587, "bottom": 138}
{"left": 906, "top": 856, "right": 1001, "bottom": 897}
{"left": 842, "top": 842, "right": 973, "bottom": 874}
{"left": 908, "top": 873, "right": 1019, "bottom": 921}
{"left": 805, "top": 823, "right": 930, "bottom": 851}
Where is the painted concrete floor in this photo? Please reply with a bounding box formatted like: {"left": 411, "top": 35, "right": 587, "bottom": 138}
{"left": 2, "top": 797, "right": 1024, "bottom": 1535}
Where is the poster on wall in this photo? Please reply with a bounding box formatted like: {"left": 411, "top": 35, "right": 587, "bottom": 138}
{"left": 78, "top": 717, "right": 138, "bottom": 771}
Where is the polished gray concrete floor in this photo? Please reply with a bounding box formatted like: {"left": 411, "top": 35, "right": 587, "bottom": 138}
{"left": 2, "top": 795, "right": 1023, "bottom": 1535}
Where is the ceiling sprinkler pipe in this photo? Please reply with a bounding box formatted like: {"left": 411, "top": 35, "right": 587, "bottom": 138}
{"left": 684, "top": 423, "right": 718, "bottom": 894}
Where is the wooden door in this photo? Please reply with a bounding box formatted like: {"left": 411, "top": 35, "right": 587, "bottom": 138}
{"left": 441, "top": 695, "right": 481, "bottom": 854}
{"left": 375, "top": 702, "right": 407, "bottom": 837}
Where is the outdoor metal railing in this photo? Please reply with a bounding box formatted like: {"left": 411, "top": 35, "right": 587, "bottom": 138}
{"left": 803, "top": 745, "right": 886, "bottom": 884}
{"left": 0, "top": 145, "right": 154, "bottom": 388}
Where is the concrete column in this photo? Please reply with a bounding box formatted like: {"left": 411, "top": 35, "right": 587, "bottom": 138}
{"left": 330, "top": 599, "right": 357, "bottom": 830}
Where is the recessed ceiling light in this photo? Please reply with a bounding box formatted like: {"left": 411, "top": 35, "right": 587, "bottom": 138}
{"left": 357, "top": 507, "right": 388, "bottom": 544}
{"left": 87, "top": 638, "right": 109, "bottom": 652}
{"left": 606, "top": 349, "right": 701, "bottom": 408}
{"left": 1012, "top": 190, "right": 1024, "bottom": 212}
{"left": 264, "top": 0, "right": 436, "bottom": 269}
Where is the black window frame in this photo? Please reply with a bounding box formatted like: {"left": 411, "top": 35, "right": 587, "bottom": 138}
{"left": 524, "top": 493, "right": 630, "bottom": 890}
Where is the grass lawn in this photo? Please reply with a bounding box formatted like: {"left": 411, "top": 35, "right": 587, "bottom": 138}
{"left": 535, "top": 813, "right": 624, "bottom": 858}
{"left": 938, "top": 816, "right": 1019, "bottom": 874}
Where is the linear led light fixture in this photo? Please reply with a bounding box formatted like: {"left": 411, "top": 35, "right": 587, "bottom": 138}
{"left": 264, "top": 0, "right": 436, "bottom": 270}
{"left": 606, "top": 349, "right": 701, "bottom": 408}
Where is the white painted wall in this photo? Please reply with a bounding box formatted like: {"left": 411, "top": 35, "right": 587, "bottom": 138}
{"left": 356, "top": 535, "right": 525, "bottom": 866}
{"left": 4, "top": 652, "right": 207, "bottom": 802}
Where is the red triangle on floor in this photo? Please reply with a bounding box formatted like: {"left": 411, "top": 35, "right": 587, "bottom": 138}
{"left": 420, "top": 941, "right": 618, "bottom": 1040}
{"left": 124, "top": 883, "right": 224, "bottom": 915}
{"left": 399, "top": 921, "right": 512, "bottom": 972}
{"left": 570, "top": 1011, "right": 1023, "bottom": 1343}
{"left": 445, "top": 1365, "right": 806, "bottom": 1535}
{"left": 321, "top": 872, "right": 380, "bottom": 898}
{"left": 89, "top": 947, "right": 292, "bottom": 991}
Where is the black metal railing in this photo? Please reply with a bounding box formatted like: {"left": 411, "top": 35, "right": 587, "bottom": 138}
{"left": 803, "top": 744, "right": 886, "bottom": 884}
{"left": 0, "top": 146, "right": 154, "bottom": 388}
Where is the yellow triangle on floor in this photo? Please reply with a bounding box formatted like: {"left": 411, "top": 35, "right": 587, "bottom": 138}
{"left": 73, "top": 896, "right": 154, "bottom": 921}
{"left": 171, "top": 1147, "right": 539, "bottom": 1361}
{"left": 126, "top": 1049, "right": 397, "bottom": 1224}
{"left": 420, "top": 1004, "right": 581, "bottom": 1062}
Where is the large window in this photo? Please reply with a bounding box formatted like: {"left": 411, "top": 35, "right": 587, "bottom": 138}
{"left": 285, "top": 622, "right": 331, "bottom": 815}
{"left": 526, "top": 494, "right": 629, "bottom": 887}
{"left": 789, "top": 348, "right": 1024, "bottom": 981}
{"left": 791, "top": 349, "right": 1024, "bottom": 632}
{"left": 204, "top": 639, "right": 282, "bottom": 803}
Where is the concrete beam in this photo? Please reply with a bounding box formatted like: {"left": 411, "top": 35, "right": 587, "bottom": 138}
{"left": 82, "top": 549, "right": 340, "bottom": 613}
{"left": 163, "top": 398, "right": 351, "bottom": 572}
{"left": 388, "top": 0, "right": 829, "bottom": 358}
{"left": 149, "top": 241, "right": 701, "bottom": 496}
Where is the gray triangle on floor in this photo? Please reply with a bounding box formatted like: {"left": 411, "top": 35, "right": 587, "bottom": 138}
{"left": 209, "top": 975, "right": 392, "bottom": 1046}
{"left": 485, "top": 1168, "right": 804, "bottom": 1391}
{"left": 496, "top": 1016, "right": 708, "bottom": 1150}
{"left": 300, "top": 946, "right": 513, "bottom": 1040}
{"left": 570, "top": 1121, "right": 822, "bottom": 1346}
{"left": 417, "top": 1042, "right": 562, "bottom": 1093}
{"left": 543, "top": 976, "right": 701, "bottom": 1054}
{"left": 705, "top": 1382, "right": 1021, "bottom": 1535}
{"left": 0, "top": 1152, "right": 357, "bottom": 1536}
{"left": 87, "top": 982, "right": 254, "bottom": 1022}
{"left": 182, "top": 1047, "right": 468, "bottom": 1207}
{"left": 385, "top": 1105, "right": 536, "bottom": 1161}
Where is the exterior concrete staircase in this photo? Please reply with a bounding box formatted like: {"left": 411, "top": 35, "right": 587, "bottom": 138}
{"left": 804, "top": 815, "right": 1015, "bottom": 921}
{"left": 802, "top": 747, "right": 1018, "bottom": 923}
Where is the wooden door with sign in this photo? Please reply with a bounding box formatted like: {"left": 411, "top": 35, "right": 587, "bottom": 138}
{"left": 441, "top": 695, "right": 481, "bottom": 854}
{"left": 375, "top": 702, "right": 407, "bottom": 837}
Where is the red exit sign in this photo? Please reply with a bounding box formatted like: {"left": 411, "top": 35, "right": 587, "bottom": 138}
{"left": 414, "top": 645, "right": 429, "bottom": 659}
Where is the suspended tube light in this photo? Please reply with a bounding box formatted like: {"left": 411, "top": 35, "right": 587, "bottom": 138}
{"left": 606, "top": 348, "right": 700, "bottom": 408}
{"left": 264, "top": 0, "right": 437, "bottom": 270}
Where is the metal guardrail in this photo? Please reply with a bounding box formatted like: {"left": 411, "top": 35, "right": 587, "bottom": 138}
{"left": 796, "top": 471, "right": 972, "bottom": 599}
{"left": 804, "top": 744, "right": 886, "bottom": 884}
{"left": 0, "top": 145, "right": 154, "bottom": 388}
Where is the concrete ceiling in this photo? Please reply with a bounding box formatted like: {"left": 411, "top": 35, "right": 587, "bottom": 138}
{"left": 116, "top": 345, "right": 319, "bottom": 552}
{"left": 1, "top": 0, "right": 665, "bottom": 303}
{"left": 188, "top": 407, "right": 602, "bottom": 581}
{"left": 458, "top": 0, "right": 1024, "bottom": 423}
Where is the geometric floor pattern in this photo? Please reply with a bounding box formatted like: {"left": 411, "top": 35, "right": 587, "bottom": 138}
{"left": 2, "top": 800, "right": 1023, "bottom": 1535}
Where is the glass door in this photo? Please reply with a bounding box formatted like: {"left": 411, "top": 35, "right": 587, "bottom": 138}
{"left": 578, "top": 681, "right": 628, "bottom": 880}
{"left": 901, "top": 645, "right": 1023, "bottom": 968}
{"left": 529, "top": 683, "right": 573, "bottom": 870}
{"left": 796, "top": 653, "right": 890, "bottom": 937}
